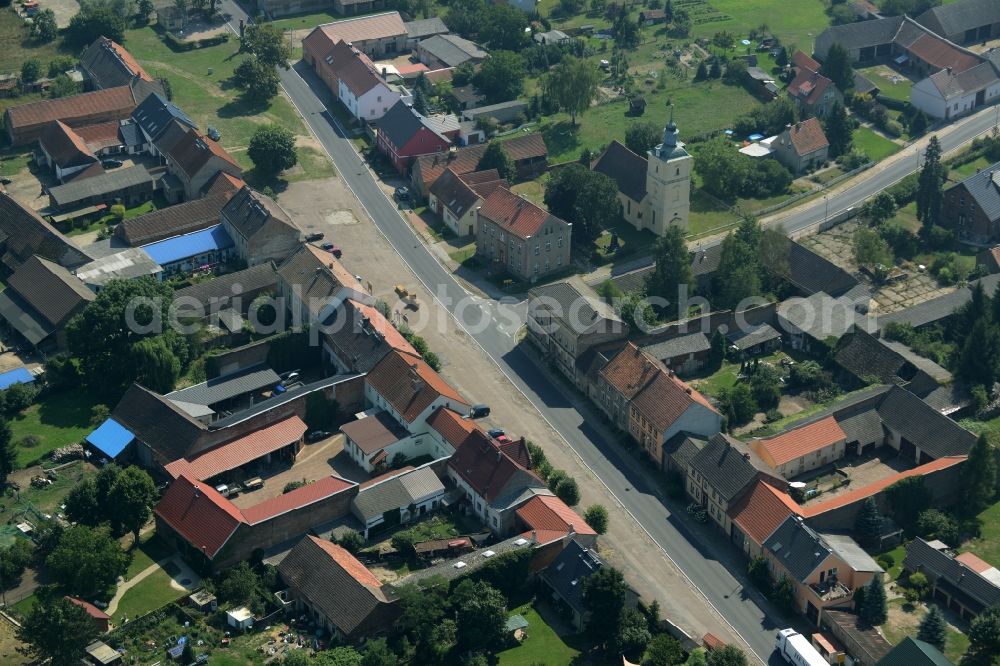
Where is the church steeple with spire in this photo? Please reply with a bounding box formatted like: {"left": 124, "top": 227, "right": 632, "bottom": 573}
{"left": 645, "top": 105, "right": 692, "bottom": 234}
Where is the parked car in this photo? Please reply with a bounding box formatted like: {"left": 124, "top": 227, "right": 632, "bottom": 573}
{"left": 215, "top": 484, "right": 231, "bottom": 497}
{"left": 0, "top": 177, "right": 11, "bottom": 185}
{"left": 243, "top": 477, "right": 264, "bottom": 491}
{"left": 207, "top": 126, "right": 221, "bottom": 141}
{"left": 305, "top": 232, "right": 325, "bottom": 242}
{"left": 280, "top": 370, "right": 300, "bottom": 381}
{"left": 321, "top": 243, "right": 342, "bottom": 258}
{"left": 101, "top": 159, "right": 123, "bottom": 169}
{"left": 495, "top": 434, "right": 510, "bottom": 443}
{"left": 487, "top": 428, "right": 505, "bottom": 438}
{"left": 394, "top": 186, "right": 410, "bottom": 201}
{"left": 306, "top": 430, "right": 332, "bottom": 443}
{"left": 469, "top": 404, "right": 490, "bottom": 419}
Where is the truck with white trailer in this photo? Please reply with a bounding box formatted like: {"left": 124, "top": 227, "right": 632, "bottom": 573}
{"left": 775, "top": 628, "right": 830, "bottom": 666}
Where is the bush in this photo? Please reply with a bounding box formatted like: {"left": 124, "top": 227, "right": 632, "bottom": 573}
{"left": 883, "top": 120, "right": 903, "bottom": 137}
{"left": 282, "top": 480, "right": 306, "bottom": 494}
{"left": 163, "top": 31, "right": 230, "bottom": 52}
{"left": 336, "top": 529, "right": 365, "bottom": 554}
{"left": 887, "top": 173, "right": 919, "bottom": 206}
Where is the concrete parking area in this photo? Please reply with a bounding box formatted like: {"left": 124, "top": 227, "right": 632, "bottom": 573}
{"left": 228, "top": 433, "right": 368, "bottom": 509}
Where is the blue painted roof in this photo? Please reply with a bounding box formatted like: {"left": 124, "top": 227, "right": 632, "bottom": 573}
{"left": 85, "top": 418, "right": 135, "bottom": 458}
{"left": 141, "top": 224, "right": 233, "bottom": 266}
{"left": 0, "top": 368, "right": 34, "bottom": 390}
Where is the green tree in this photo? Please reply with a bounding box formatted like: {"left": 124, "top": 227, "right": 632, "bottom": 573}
{"left": 771, "top": 575, "right": 797, "bottom": 611}
{"left": 543, "top": 56, "right": 601, "bottom": 125}
{"left": 136, "top": 0, "right": 154, "bottom": 22}
{"left": 66, "top": 277, "right": 175, "bottom": 399}
{"left": 243, "top": 22, "right": 291, "bottom": 68}
{"left": 583, "top": 566, "right": 629, "bottom": 644}
{"left": 20, "top": 58, "right": 42, "bottom": 83}
{"left": 613, "top": 11, "right": 640, "bottom": 48}
{"left": 248, "top": 124, "right": 298, "bottom": 177}
{"left": 46, "top": 525, "right": 128, "bottom": 597}
{"left": 583, "top": 504, "right": 609, "bottom": 534}
{"left": 131, "top": 336, "right": 180, "bottom": 393}
{"left": 886, "top": 475, "right": 933, "bottom": 532}
{"left": 283, "top": 651, "right": 311, "bottom": 666}
{"left": 713, "top": 234, "right": 761, "bottom": 310}
{"left": 853, "top": 227, "right": 893, "bottom": 269}
{"left": 695, "top": 60, "right": 709, "bottom": 81}
{"left": 613, "top": 607, "right": 651, "bottom": 657}
{"left": 720, "top": 383, "right": 757, "bottom": 426}
{"left": 107, "top": 465, "right": 157, "bottom": 543}
{"left": 646, "top": 226, "right": 693, "bottom": 306}
{"left": 67, "top": 5, "right": 126, "bottom": 46}
{"left": 917, "top": 605, "right": 947, "bottom": 651}
{"left": 337, "top": 529, "right": 365, "bottom": 554}
{"left": 555, "top": 476, "right": 580, "bottom": 506}
{"left": 453, "top": 579, "right": 507, "bottom": 652}
{"left": 708, "top": 645, "right": 749, "bottom": 666}
{"left": 233, "top": 56, "right": 280, "bottom": 101}
{"left": 480, "top": 3, "right": 527, "bottom": 50}
{"left": 645, "top": 633, "right": 685, "bottom": 666}
{"left": 959, "top": 317, "right": 1000, "bottom": 389}
{"left": 49, "top": 74, "right": 81, "bottom": 99}
{"left": 916, "top": 136, "right": 944, "bottom": 236}
{"left": 318, "top": 647, "right": 363, "bottom": 666}
{"left": 709, "top": 329, "right": 726, "bottom": 370}
{"left": 0, "top": 419, "right": 13, "bottom": 486}
{"left": 962, "top": 434, "right": 997, "bottom": 516}
{"left": 412, "top": 86, "right": 429, "bottom": 115}
{"left": 862, "top": 192, "right": 897, "bottom": 226}
{"left": 821, "top": 43, "right": 853, "bottom": 91}
{"left": 824, "top": 103, "right": 852, "bottom": 158}
{"left": 860, "top": 576, "right": 888, "bottom": 627}
{"left": 396, "top": 583, "right": 450, "bottom": 663}
{"left": 477, "top": 141, "right": 516, "bottom": 183}
{"left": 220, "top": 561, "right": 259, "bottom": 605}
{"left": 543, "top": 163, "right": 621, "bottom": 242}
{"left": 625, "top": 121, "right": 662, "bottom": 156}
{"left": 64, "top": 476, "right": 100, "bottom": 525}
{"left": 909, "top": 109, "right": 929, "bottom": 136}
{"left": 473, "top": 50, "right": 526, "bottom": 103}
{"left": 854, "top": 497, "right": 883, "bottom": 549}
{"left": 709, "top": 59, "right": 722, "bottom": 79}
{"left": 616, "top": 290, "right": 656, "bottom": 333}
{"left": 694, "top": 137, "right": 748, "bottom": 201}
{"left": 360, "top": 637, "right": 398, "bottom": 666}
{"left": 968, "top": 605, "right": 1000, "bottom": 660}
{"left": 32, "top": 9, "right": 58, "bottom": 42}
{"left": 17, "top": 592, "right": 98, "bottom": 664}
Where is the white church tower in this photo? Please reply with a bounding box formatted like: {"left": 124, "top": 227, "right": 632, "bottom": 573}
{"left": 645, "top": 107, "right": 692, "bottom": 235}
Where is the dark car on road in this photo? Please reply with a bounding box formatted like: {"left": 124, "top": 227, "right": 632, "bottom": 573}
{"left": 101, "top": 159, "right": 123, "bottom": 169}
{"left": 306, "top": 430, "right": 332, "bottom": 443}
{"left": 305, "top": 232, "right": 325, "bottom": 242}
{"left": 394, "top": 186, "right": 410, "bottom": 201}
{"left": 321, "top": 242, "right": 343, "bottom": 258}
{"left": 469, "top": 404, "right": 490, "bottom": 419}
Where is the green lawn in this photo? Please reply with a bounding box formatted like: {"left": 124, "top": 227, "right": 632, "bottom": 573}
{"left": 949, "top": 156, "right": 993, "bottom": 181}
{"left": 112, "top": 568, "right": 187, "bottom": 624}
{"left": 688, "top": 361, "right": 741, "bottom": 398}
{"left": 595, "top": 217, "right": 659, "bottom": 261}
{"left": 688, "top": 188, "right": 740, "bottom": 238}
{"left": 269, "top": 9, "right": 341, "bottom": 30}
{"left": 856, "top": 64, "right": 913, "bottom": 102}
{"left": 126, "top": 535, "right": 174, "bottom": 579}
{"left": 882, "top": 598, "right": 970, "bottom": 663}
{"left": 10, "top": 391, "right": 102, "bottom": 468}
{"left": 124, "top": 26, "right": 329, "bottom": 184}
{"left": 0, "top": 8, "right": 71, "bottom": 82}
{"left": 0, "top": 151, "right": 32, "bottom": 178}
{"left": 497, "top": 604, "right": 583, "bottom": 666}
{"left": 875, "top": 544, "right": 906, "bottom": 581}
{"left": 960, "top": 499, "right": 1000, "bottom": 569}
{"left": 853, "top": 126, "right": 901, "bottom": 162}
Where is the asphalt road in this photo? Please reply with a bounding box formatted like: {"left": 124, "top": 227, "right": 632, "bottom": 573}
{"left": 216, "top": 3, "right": 995, "bottom": 658}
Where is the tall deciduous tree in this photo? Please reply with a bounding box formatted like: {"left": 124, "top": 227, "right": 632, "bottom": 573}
{"left": 477, "top": 141, "right": 515, "bottom": 183}
{"left": 583, "top": 566, "right": 629, "bottom": 643}
{"left": 707, "top": 645, "right": 749, "bottom": 666}
{"left": 959, "top": 318, "right": 1000, "bottom": 389}
{"left": 131, "top": 336, "right": 180, "bottom": 393}
{"left": 46, "top": 525, "right": 129, "bottom": 597}
{"left": 243, "top": 22, "right": 291, "bottom": 69}
{"left": 543, "top": 56, "right": 601, "bottom": 126}
{"left": 0, "top": 419, "right": 13, "bottom": 486}
{"left": 821, "top": 43, "right": 853, "bottom": 91}
{"left": 646, "top": 226, "right": 693, "bottom": 305}
{"left": 625, "top": 121, "right": 662, "bottom": 156}
{"left": 861, "top": 192, "right": 897, "bottom": 226}
{"left": 694, "top": 137, "right": 748, "bottom": 201}
{"left": 968, "top": 605, "right": 1000, "bottom": 660}
{"left": 17, "top": 592, "right": 98, "bottom": 664}
{"left": 962, "top": 434, "right": 998, "bottom": 516}
{"left": 31, "top": 8, "right": 58, "bottom": 42}
{"left": 233, "top": 57, "right": 280, "bottom": 102}
{"left": 543, "top": 163, "right": 621, "bottom": 242}
{"left": 248, "top": 124, "right": 298, "bottom": 176}
{"left": 453, "top": 579, "right": 507, "bottom": 652}
{"left": 108, "top": 465, "right": 158, "bottom": 543}
{"left": 480, "top": 3, "right": 528, "bottom": 51}
{"left": 713, "top": 233, "right": 761, "bottom": 310}
{"left": 583, "top": 504, "right": 609, "bottom": 534}
{"left": 473, "top": 51, "right": 526, "bottom": 103}
{"left": 916, "top": 136, "right": 944, "bottom": 236}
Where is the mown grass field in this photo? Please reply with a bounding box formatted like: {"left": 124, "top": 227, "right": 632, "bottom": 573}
{"left": 853, "top": 126, "right": 902, "bottom": 162}
{"left": 10, "top": 391, "right": 102, "bottom": 468}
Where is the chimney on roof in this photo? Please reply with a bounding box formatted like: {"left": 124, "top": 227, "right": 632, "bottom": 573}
{"left": 530, "top": 529, "right": 537, "bottom": 544}
{"left": 743, "top": 452, "right": 751, "bottom": 461}
{"left": 685, "top": 387, "right": 692, "bottom": 394}
{"left": 568, "top": 523, "right": 575, "bottom": 536}
{"left": 194, "top": 485, "right": 200, "bottom": 497}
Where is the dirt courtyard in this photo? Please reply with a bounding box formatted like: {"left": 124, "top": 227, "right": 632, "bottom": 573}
{"left": 799, "top": 446, "right": 914, "bottom": 506}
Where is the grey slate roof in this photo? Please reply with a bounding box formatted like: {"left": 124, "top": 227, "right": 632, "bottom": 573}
{"left": 876, "top": 386, "right": 976, "bottom": 458}
{"left": 688, "top": 433, "right": 777, "bottom": 503}
{"left": 418, "top": 34, "right": 486, "bottom": 67}
{"left": 47, "top": 165, "right": 154, "bottom": 208}
{"left": 0, "top": 193, "right": 93, "bottom": 270}
{"left": 664, "top": 432, "right": 707, "bottom": 469}
{"left": 778, "top": 292, "right": 866, "bottom": 342}
{"left": 727, "top": 323, "right": 781, "bottom": 351}
{"left": 118, "top": 121, "right": 143, "bottom": 147}
{"left": 785, "top": 241, "right": 864, "bottom": 299}
{"left": 878, "top": 274, "right": 1000, "bottom": 329}
{"left": 175, "top": 263, "right": 277, "bottom": 310}
{"left": 916, "top": 0, "right": 1000, "bottom": 41}
{"left": 351, "top": 467, "right": 444, "bottom": 522}
{"left": 904, "top": 538, "right": 1000, "bottom": 614}
{"left": 592, "top": 140, "right": 648, "bottom": 203}
{"left": 949, "top": 160, "right": 1000, "bottom": 222}
{"left": 877, "top": 637, "right": 954, "bottom": 666}
{"left": 404, "top": 17, "right": 448, "bottom": 40}
{"left": 814, "top": 16, "right": 905, "bottom": 58}
{"left": 130, "top": 93, "right": 196, "bottom": 141}
{"left": 764, "top": 516, "right": 832, "bottom": 582}
{"left": 926, "top": 62, "right": 1000, "bottom": 100}
{"left": 528, "top": 281, "right": 624, "bottom": 335}
{"left": 835, "top": 408, "right": 885, "bottom": 446}
{"left": 375, "top": 100, "right": 448, "bottom": 150}
{"left": 540, "top": 539, "right": 602, "bottom": 615}
{"left": 641, "top": 332, "right": 711, "bottom": 361}
{"left": 835, "top": 329, "right": 922, "bottom": 385}
{"left": 166, "top": 363, "right": 280, "bottom": 406}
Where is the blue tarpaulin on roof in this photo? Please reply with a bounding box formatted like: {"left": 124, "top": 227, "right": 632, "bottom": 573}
{"left": 141, "top": 224, "right": 234, "bottom": 266}
{"left": 0, "top": 367, "right": 34, "bottom": 390}
{"left": 85, "top": 418, "right": 135, "bottom": 459}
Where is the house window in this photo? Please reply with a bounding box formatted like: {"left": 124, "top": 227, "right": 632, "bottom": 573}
{"left": 545, "top": 241, "right": 551, "bottom": 252}
{"left": 557, "top": 256, "right": 562, "bottom": 266}
{"left": 534, "top": 245, "right": 539, "bottom": 255}
{"left": 557, "top": 236, "right": 563, "bottom": 248}
{"left": 676, "top": 167, "right": 680, "bottom": 176}
{"left": 377, "top": 95, "right": 382, "bottom": 102}
{"left": 534, "top": 263, "right": 539, "bottom": 274}
{"left": 492, "top": 516, "right": 498, "bottom": 527}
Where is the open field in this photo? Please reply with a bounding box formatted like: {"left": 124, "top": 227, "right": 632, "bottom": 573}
{"left": 857, "top": 64, "right": 914, "bottom": 102}
{"left": 0, "top": 7, "right": 69, "bottom": 81}
{"left": 853, "top": 126, "right": 902, "bottom": 162}
{"left": 10, "top": 391, "right": 101, "bottom": 468}
{"left": 960, "top": 499, "right": 1000, "bottom": 569}
{"left": 111, "top": 568, "right": 188, "bottom": 625}
{"left": 882, "top": 598, "right": 969, "bottom": 663}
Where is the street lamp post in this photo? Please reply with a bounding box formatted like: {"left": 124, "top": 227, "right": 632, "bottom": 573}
{"left": 824, "top": 194, "right": 829, "bottom": 225}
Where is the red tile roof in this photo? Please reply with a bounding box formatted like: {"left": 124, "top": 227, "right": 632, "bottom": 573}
{"left": 599, "top": 342, "right": 663, "bottom": 400}
{"left": 479, "top": 186, "right": 559, "bottom": 239}
{"left": 204, "top": 171, "right": 246, "bottom": 198}
{"left": 349, "top": 299, "right": 417, "bottom": 355}
{"left": 365, "top": 349, "right": 467, "bottom": 423}
{"left": 791, "top": 50, "right": 821, "bottom": 73}
{"left": 905, "top": 32, "right": 981, "bottom": 74}
{"left": 65, "top": 596, "right": 111, "bottom": 621}
{"left": 154, "top": 475, "right": 244, "bottom": 559}
{"left": 727, "top": 480, "right": 801, "bottom": 546}
{"left": 104, "top": 38, "right": 152, "bottom": 81}
{"left": 515, "top": 495, "right": 596, "bottom": 536}
{"left": 338, "top": 55, "right": 384, "bottom": 97}
{"left": 426, "top": 406, "right": 478, "bottom": 448}
{"left": 753, "top": 416, "right": 846, "bottom": 467}
{"left": 955, "top": 552, "right": 996, "bottom": 574}
{"left": 74, "top": 120, "right": 123, "bottom": 153}
{"left": 39, "top": 120, "right": 98, "bottom": 169}
{"left": 304, "top": 535, "right": 383, "bottom": 588}
{"left": 315, "top": 11, "right": 407, "bottom": 46}
{"left": 448, "top": 430, "right": 543, "bottom": 503}
{"left": 785, "top": 118, "right": 829, "bottom": 157}
{"left": 788, "top": 69, "right": 835, "bottom": 107}
{"left": 242, "top": 475, "right": 356, "bottom": 524}
{"left": 167, "top": 128, "right": 241, "bottom": 179}
{"left": 164, "top": 416, "right": 308, "bottom": 480}
{"left": 5, "top": 86, "right": 136, "bottom": 132}
{"left": 801, "top": 456, "right": 966, "bottom": 517}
